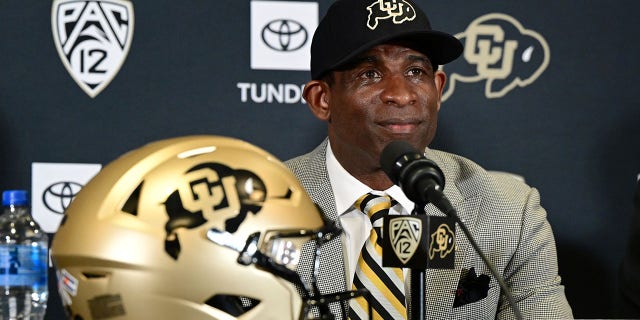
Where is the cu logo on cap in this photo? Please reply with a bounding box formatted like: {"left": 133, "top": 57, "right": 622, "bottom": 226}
{"left": 261, "top": 19, "right": 308, "bottom": 52}
{"left": 367, "top": 0, "right": 416, "bottom": 30}
{"left": 43, "top": 181, "right": 83, "bottom": 214}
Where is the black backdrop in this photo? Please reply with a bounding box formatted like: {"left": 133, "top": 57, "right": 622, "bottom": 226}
{"left": 1, "top": 0, "right": 639, "bottom": 319}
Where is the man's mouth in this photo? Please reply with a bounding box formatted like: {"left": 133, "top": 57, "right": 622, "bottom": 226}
{"left": 379, "top": 119, "right": 420, "bottom": 134}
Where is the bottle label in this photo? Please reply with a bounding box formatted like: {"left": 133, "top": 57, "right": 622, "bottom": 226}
{"left": 0, "top": 244, "right": 48, "bottom": 287}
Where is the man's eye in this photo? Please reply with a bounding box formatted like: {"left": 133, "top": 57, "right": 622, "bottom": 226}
{"left": 408, "top": 68, "right": 425, "bottom": 76}
{"left": 362, "top": 70, "right": 379, "bottom": 79}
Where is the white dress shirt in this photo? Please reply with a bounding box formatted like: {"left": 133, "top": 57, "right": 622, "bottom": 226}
{"left": 325, "top": 142, "right": 415, "bottom": 285}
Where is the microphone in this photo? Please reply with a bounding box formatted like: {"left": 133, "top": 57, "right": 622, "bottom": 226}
{"left": 380, "top": 140, "right": 453, "bottom": 213}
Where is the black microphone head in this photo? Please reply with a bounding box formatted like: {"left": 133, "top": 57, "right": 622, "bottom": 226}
{"left": 380, "top": 140, "right": 424, "bottom": 184}
{"left": 381, "top": 140, "right": 446, "bottom": 205}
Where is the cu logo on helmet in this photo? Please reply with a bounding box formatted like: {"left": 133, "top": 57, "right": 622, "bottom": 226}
{"left": 42, "top": 181, "right": 83, "bottom": 214}
{"left": 261, "top": 19, "right": 308, "bottom": 52}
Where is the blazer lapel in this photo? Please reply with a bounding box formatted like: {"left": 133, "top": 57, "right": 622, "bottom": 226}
{"left": 423, "top": 149, "right": 482, "bottom": 313}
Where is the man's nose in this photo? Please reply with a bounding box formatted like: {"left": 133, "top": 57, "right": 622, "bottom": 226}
{"left": 380, "top": 75, "right": 417, "bottom": 106}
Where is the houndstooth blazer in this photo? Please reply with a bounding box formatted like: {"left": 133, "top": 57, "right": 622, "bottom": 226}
{"left": 285, "top": 139, "right": 573, "bottom": 320}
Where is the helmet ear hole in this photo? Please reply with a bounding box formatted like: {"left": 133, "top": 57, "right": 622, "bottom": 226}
{"left": 204, "top": 295, "right": 260, "bottom": 317}
{"left": 81, "top": 272, "right": 108, "bottom": 279}
{"left": 121, "top": 182, "right": 143, "bottom": 216}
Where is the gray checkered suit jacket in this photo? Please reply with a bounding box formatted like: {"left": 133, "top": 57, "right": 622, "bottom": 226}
{"left": 285, "top": 139, "right": 573, "bottom": 319}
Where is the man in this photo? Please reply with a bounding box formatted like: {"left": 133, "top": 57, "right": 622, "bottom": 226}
{"left": 285, "top": 0, "right": 573, "bottom": 319}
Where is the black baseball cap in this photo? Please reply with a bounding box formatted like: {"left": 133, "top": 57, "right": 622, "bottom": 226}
{"left": 310, "top": 0, "right": 463, "bottom": 80}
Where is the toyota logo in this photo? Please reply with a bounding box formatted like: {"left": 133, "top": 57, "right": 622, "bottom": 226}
{"left": 261, "top": 19, "right": 308, "bottom": 52}
{"left": 42, "top": 181, "right": 83, "bottom": 214}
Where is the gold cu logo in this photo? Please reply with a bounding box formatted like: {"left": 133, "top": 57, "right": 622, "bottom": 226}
{"left": 442, "top": 13, "right": 550, "bottom": 101}
{"left": 366, "top": 0, "right": 416, "bottom": 30}
{"left": 429, "top": 223, "right": 455, "bottom": 260}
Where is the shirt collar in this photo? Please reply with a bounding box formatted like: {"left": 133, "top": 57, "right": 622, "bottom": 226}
{"left": 326, "top": 141, "right": 415, "bottom": 215}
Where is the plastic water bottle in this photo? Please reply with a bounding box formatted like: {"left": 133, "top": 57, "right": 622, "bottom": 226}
{"left": 0, "top": 190, "right": 48, "bottom": 320}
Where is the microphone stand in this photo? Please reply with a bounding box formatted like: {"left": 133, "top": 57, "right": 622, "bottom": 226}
{"left": 408, "top": 202, "right": 427, "bottom": 320}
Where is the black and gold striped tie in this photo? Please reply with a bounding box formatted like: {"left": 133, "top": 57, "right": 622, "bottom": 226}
{"left": 349, "top": 193, "right": 406, "bottom": 320}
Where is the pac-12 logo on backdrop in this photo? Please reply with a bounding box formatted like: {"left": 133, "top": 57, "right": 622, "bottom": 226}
{"left": 250, "top": 0, "right": 318, "bottom": 71}
{"left": 442, "top": 13, "right": 550, "bottom": 101}
{"left": 51, "top": 0, "right": 134, "bottom": 98}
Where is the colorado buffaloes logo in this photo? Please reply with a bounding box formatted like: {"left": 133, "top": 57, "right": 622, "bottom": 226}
{"left": 389, "top": 217, "right": 421, "bottom": 264}
{"left": 442, "top": 13, "right": 550, "bottom": 101}
{"left": 162, "top": 162, "right": 269, "bottom": 260}
{"left": 366, "top": 0, "right": 416, "bottom": 30}
{"left": 428, "top": 223, "right": 455, "bottom": 260}
{"left": 51, "top": 0, "right": 134, "bottom": 98}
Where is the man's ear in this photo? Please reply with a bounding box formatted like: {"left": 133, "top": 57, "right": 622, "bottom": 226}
{"left": 302, "top": 80, "right": 331, "bottom": 121}
{"left": 434, "top": 70, "right": 447, "bottom": 111}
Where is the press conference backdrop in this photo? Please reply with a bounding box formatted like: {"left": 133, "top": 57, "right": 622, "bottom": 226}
{"left": 1, "top": 0, "right": 639, "bottom": 318}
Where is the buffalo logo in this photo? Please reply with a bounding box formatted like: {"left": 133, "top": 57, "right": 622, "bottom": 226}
{"left": 51, "top": 0, "right": 134, "bottom": 98}
{"left": 442, "top": 13, "right": 550, "bottom": 101}
{"left": 162, "top": 162, "right": 268, "bottom": 260}
{"left": 42, "top": 181, "right": 83, "bottom": 214}
{"left": 389, "top": 217, "right": 421, "bottom": 264}
{"left": 261, "top": 19, "right": 308, "bottom": 52}
{"left": 366, "top": 0, "right": 416, "bottom": 30}
{"left": 428, "top": 223, "right": 455, "bottom": 260}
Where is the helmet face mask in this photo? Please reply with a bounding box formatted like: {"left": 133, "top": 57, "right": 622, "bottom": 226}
{"left": 206, "top": 217, "right": 339, "bottom": 294}
{"left": 51, "top": 136, "right": 361, "bottom": 320}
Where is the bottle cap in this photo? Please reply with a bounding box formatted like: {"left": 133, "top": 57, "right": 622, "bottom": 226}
{"left": 2, "top": 190, "right": 29, "bottom": 206}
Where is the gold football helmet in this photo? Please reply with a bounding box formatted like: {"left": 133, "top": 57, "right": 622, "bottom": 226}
{"left": 51, "top": 135, "right": 345, "bottom": 320}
